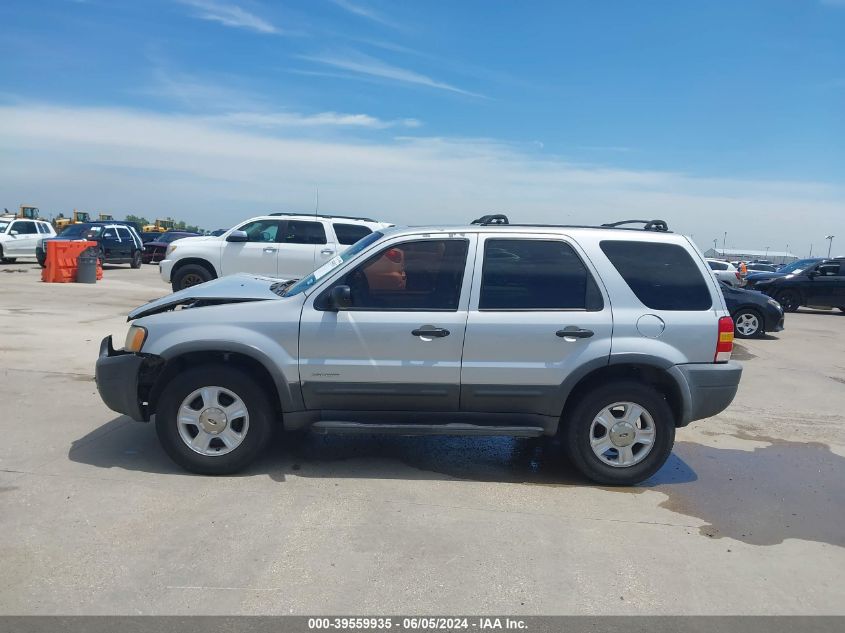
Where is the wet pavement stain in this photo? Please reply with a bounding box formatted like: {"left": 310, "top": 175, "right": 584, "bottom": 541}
{"left": 275, "top": 431, "right": 844, "bottom": 548}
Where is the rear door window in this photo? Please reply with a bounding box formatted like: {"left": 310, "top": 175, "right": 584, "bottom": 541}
{"left": 708, "top": 261, "right": 727, "bottom": 271}
{"left": 600, "top": 240, "right": 713, "bottom": 310}
{"left": 282, "top": 221, "right": 327, "bottom": 245}
{"left": 479, "top": 239, "right": 603, "bottom": 310}
{"left": 333, "top": 223, "right": 372, "bottom": 245}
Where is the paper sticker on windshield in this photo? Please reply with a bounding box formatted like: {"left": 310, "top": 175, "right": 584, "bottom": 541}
{"left": 312, "top": 256, "right": 343, "bottom": 280}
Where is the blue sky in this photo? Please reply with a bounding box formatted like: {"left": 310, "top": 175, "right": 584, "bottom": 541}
{"left": 1, "top": 0, "right": 843, "bottom": 254}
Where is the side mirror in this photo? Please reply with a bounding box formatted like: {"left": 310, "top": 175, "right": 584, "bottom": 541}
{"left": 9, "top": 230, "right": 18, "bottom": 236}
{"left": 329, "top": 285, "right": 353, "bottom": 310}
{"left": 226, "top": 230, "right": 249, "bottom": 243}
{"left": 807, "top": 270, "right": 819, "bottom": 278}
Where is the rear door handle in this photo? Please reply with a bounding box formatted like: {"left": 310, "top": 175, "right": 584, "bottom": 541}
{"left": 263, "top": 247, "right": 278, "bottom": 253}
{"left": 412, "top": 327, "right": 450, "bottom": 338}
{"left": 320, "top": 248, "right": 335, "bottom": 255}
{"left": 556, "top": 327, "right": 594, "bottom": 339}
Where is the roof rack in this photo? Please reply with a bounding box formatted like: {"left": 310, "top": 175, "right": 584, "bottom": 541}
{"left": 471, "top": 214, "right": 510, "bottom": 225}
{"left": 269, "top": 212, "right": 377, "bottom": 222}
{"left": 600, "top": 219, "right": 669, "bottom": 232}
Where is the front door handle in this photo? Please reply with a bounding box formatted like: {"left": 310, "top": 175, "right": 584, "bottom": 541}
{"left": 412, "top": 327, "right": 450, "bottom": 338}
{"left": 263, "top": 247, "right": 278, "bottom": 253}
{"left": 556, "top": 327, "right": 594, "bottom": 339}
{"left": 320, "top": 248, "right": 335, "bottom": 255}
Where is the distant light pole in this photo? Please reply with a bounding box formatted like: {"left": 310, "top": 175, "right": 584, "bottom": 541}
{"left": 826, "top": 235, "right": 835, "bottom": 258}
{"left": 723, "top": 232, "right": 727, "bottom": 252}
{"left": 713, "top": 238, "right": 718, "bottom": 253}
{"left": 764, "top": 246, "right": 770, "bottom": 259}
{"left": 785, "top": 244, "right": 789, "bottom": 265}
{"left": 809, "top": 244, "right": 813, "bottom": 258}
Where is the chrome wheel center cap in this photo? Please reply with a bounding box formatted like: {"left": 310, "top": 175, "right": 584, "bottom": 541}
{"left": 609, "top": 421, "right": 636, "bottom": 447}
{"left": 199, "top": 407, "right": 227, "bottom": 434}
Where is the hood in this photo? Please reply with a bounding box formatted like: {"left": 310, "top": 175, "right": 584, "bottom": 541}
{"left": 746, "top": 271, "right": 784, "bottom": 281}
{"left": 127, "top": 273, "right": 290, "bottom": 320}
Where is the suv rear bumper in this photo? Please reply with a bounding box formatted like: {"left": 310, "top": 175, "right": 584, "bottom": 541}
{"left": 671, "top": 361, "right": 742, "bottom": 426}
{"left": 95, "top": 336, "right": 148, "bottom": 422}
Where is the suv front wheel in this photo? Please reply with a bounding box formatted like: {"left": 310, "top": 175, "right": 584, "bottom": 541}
{"left": 155, "top": 365, "right": 275, "bottom": 474}
{"left": 564, "top": 381, "right": 675, "bottom": 485}
{"left": 172, "top": 263, "right": 214, "bottom": 291}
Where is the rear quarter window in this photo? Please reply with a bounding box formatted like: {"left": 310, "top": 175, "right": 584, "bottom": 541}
{"left": 600, "top": 240, "right": 713, "bottom": 311}
{"left": 333, "top": 223, "right": 373, "bottom": 245}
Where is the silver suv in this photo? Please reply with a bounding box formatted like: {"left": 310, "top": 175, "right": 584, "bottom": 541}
{"left": 95, "top": 217, "right": 742, "bottom": 485}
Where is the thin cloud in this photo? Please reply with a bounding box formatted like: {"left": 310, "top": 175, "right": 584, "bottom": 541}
{"left": 299, "top": 51, "right": 485, "bottom": 98}
{"left": 215, "top": 111, "right": 421, "bottom": 129}
{"left": 331, "top": 0, "right": 398, "bottom": 29}
{"left": 1, "top": 104, "right": 841, "bottom": 254}
{"left": 177, "top": 0, "right": 281, "bottom": 34}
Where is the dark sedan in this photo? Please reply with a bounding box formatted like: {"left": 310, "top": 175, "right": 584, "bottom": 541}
{"left": 142, "top": 231, "right": 199, "bottom": 264}
{"left": 752, "top": 258, "right": 845, "bottom": 313}
{"left": 745, "top": 258, "right": 822, "bottom": 288}
{"left": 721, "top": 281, "right": 785, "bottom": 338}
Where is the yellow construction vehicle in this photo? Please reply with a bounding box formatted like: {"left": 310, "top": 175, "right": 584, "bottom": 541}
{"left": 142, "top": 218, "right": 175, "bottom": 233}
{"left": 98, "top": 213, "right": 114, "bottom": 221}
{"left": 1, "top": 205, "right": 40, "bottom": 220}
{"left": 53, "top": 210, "right": 92, "bottom": 231}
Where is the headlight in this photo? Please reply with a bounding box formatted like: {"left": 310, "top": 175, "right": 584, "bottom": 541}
{"left": 124, "top": 325, "right": 147, "bottom": 352}
{"left": 166, "top": 244, "right": 177, "bottom": 256}
{"left": 767, "top": 298, "right": 782, "bottom": 310}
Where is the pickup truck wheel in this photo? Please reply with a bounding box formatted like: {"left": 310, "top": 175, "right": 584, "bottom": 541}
{"left": 130, "top": 250, "right": 142, "bottom": 269}
{"left": 155, "top": 365, "right": 274, "bottom": 475}
{"left": 563, "top": 381, "right": 675, "bottom": 486}
{"left": 172, "top": 264, "right": 212, "bottom": 291}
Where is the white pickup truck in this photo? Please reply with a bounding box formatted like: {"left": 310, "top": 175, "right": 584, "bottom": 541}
{"left": 159, "top": 213, "right": 391, "bottom": 291}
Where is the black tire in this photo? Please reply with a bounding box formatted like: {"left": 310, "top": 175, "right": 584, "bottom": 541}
{"left": 563, "top": 381, "right": 675, "bottom": 486}
{"left": 732, "top": 308, "right": 764, "bottom": 339}
{"left": 155, "top": 365, "right": 275, "bottom": 475}
{"left": 776, "top": 290, "right": 801, "bottom": 313}
{"left": 172, "top": 263, "right": 213, "bottom": 291}
{"left": 838, "top": 307, "right": 845, "bottom": 313}
{"left": 0, "top": 245, "right": 14, "bottom": 264}
{"left": 130, "top": 250, "right": 142, "bottom": 269}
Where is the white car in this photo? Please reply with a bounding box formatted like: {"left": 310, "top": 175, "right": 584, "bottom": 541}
{"left": 0, "top": 217, "right": 56, "bottom": 263}
{"left": 707, "top": 259, "right": 744, "bottom": 287}
{"left": 159, "top": 213, "right": 391, "bottom": 291}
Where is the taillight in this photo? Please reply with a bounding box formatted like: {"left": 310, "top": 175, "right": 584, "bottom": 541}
{"left": 384, "top": 248, "right": 402, "bottom": 263}
{"left": 715, "top": 316, "right": 734, "bottom": 363}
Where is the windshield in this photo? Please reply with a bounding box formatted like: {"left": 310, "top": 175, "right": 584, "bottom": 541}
{"left": 283, "top": 231, "right": 384, "bottom": 297}
{"left": 59, "top": 223, "right": 96, "bottom": 238}
{"left": 0, "top": 221, "right": 9, "bottom": 233}
{"left": 778, "top": 259, "right": 817, "bottom": 274}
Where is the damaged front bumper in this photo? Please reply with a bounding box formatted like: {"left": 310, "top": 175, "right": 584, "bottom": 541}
{"left": 95, "top": 335, "right": 158, "bottom": 421}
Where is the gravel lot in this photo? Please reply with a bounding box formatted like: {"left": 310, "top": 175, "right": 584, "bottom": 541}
{"left": 1, "top": 261, "right": 843, "bottom": 615}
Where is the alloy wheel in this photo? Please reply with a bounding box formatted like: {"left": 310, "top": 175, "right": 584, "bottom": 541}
{"left": 176, "top": 386, "right": 250, "bottom": 456}
{"left": 589, "top": 402, "right": 656, "bottom": 468}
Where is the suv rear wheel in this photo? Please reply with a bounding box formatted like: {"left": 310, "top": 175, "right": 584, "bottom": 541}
{"left": 564, "top": 381, "right": 675, "bottom": 485}
{"left": 130, "top": 250, "right": 142, "bottom": 269}
{"left": 155, "top": 365, "right": 275, "bottom": 475}
{"left": 172, "top": 263, "right": 213, "bottom": 291}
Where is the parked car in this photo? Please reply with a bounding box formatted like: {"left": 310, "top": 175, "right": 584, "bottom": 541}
{"left": 141, "top": 231, "right": 161, "bottom": 244}
{"left": 142, "top": 231, "right": 200, "bottom": 264}
{"left": 36, "top": 222, "right": 144, "bottom": 268}
{"left": 158, "top": 213, "right": 391, "bottom": 292}
{"left": 706, "top": 259, "right": 744, "bottom": 287}
{"left": 745, "top": 258, "right": 823, "bottom": 288}
{"left": 0, "top": 218, "right": 56, "bottom": 263}
{"left": 753, "top": 258, "right": 845, "bottom": 312}
{"left": 720, "top": 282, "right": 784, "bottom": 338}
{"left": 96, "top": 217, "right": 742, "bottom": 485}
